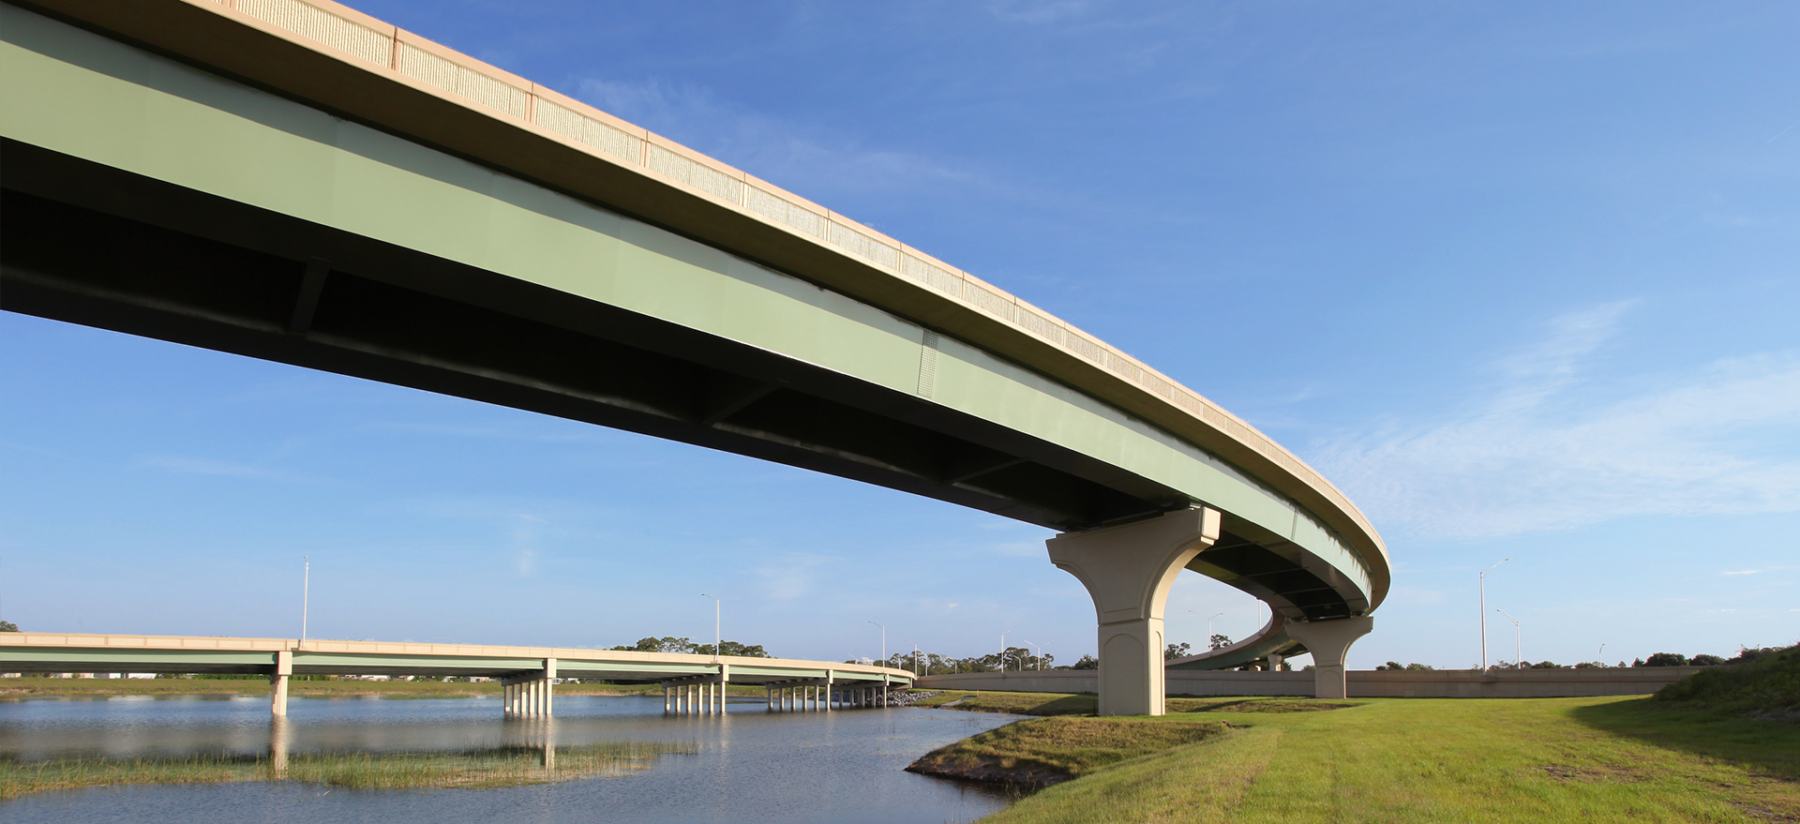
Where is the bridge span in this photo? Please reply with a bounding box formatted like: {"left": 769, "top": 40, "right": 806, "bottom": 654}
{"left": 1, "top": 0, "right": 1390, "bottom": 712}
{"left": 0, "top": 633, "right": 912, "bottom": 718}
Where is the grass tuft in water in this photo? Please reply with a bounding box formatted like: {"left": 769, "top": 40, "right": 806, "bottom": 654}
{"left": 0, "top": 741, "right": 692, "bottom": 799}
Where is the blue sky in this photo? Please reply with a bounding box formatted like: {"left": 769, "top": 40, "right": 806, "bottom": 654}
{"left": 4, "top": 0, "right": 1797, "bottom": 669}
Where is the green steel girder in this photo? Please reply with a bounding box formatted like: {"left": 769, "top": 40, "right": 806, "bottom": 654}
{"left": 0, "top": 647, "right": 276, "bottom": 673}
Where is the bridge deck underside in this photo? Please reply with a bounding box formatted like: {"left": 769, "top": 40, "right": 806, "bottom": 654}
{"left": 0, "top": 142, "right": 1360, "bottom": 621}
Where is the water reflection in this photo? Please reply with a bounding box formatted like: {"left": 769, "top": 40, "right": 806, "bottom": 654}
{"left": 0, "top": 695, "right": 1019, "bottom": 824}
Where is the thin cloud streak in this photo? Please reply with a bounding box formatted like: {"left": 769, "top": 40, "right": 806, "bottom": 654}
{"left": 1317, "top": 302, "right": 1800, "bottom": 539}
{"left": 577, "top": 78, "right": 980, "bottom": 203}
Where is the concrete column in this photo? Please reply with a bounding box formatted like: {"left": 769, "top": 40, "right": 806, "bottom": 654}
{"left": 1268, "top": 653, "right": 1284, "bottom": 672}
{"left": 1284, "top": 617, "right": 1373, "bottom": 699}
{"left": 502, "top": 680, "right": 512, "bottom": 719}
{"left": 1047, "top": 507, "right": 1220, "bottom": 717}
{"left": 270, "top": 649, "right": 293, "bottom": 718}
{"left": 269, "top": 716, "right": 291, "bottom": 777}
{"left": 544, "top": 659, "right": 556, "bottom": 719}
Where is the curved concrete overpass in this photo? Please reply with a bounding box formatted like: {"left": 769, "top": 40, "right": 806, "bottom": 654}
{"left": 0, "top": 0, "right": 1388, "bottom": 712}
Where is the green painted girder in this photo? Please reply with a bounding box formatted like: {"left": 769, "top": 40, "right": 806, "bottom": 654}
{"left": 0, "top": 647, "right": 275, "bottom": 671}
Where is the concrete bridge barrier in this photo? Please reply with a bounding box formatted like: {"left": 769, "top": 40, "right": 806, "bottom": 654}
{"left": 915, "top": 666, "right": 1707, "bottom": 700}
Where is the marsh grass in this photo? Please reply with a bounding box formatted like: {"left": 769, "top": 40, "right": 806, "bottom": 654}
{"left": 0, "top": 741, "right": 691, "bottom": 799}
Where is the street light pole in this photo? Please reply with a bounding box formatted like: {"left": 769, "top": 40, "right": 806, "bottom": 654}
{"left": 1479, "top": 559, "right": 1510, "bottom": 672}
{"left": 867, "top": 621, "right": 885, "bottom": 668}
{"left": 999, "top": 631, "right": 1011, "bottom": 672}
{"left": 701, "top": 594, "right": 720, "bottom": 662}
{"left": 1022, "top": 640, "right": 1042, "bottom": 670}
{"left": 1497, "top": 609, "right": 1521, "bottom": 668}
{"left": 300, "top": 556, "right": 310, "bottom": 647}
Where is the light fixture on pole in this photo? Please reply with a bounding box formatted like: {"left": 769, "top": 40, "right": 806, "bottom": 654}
{"left": 868, "top": 621, "right": 885, "bottom": 668}
{"left": 1598, "top": 644, "right": 1605, "bottom": 664}
{"left": 300, "top": 556, "right": 310, "bottom": 647}
{"left": 1496, "top": 609, "right": 1521, "bottom": 668}
{"left": 1479, "top": 559, "right": 1510, "bottom": 672}
{"left": 1022, "top": 639, "right": 1043, "bottom": 670}
{"left": 700, "top": 594, "right": 720, "bottom": 662}
{"left": 999, "top": 630, "right": 1011, "bottom": 672}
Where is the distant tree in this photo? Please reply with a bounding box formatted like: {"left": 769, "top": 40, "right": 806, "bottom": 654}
{"left": 1638, "top": 652, "right": 1689, "bottom": 667}
{"left": 1209, "top": 634, "right": 1232, "bottom": 651}
{"left": 1377, "top": 661, "right": 1404, "bottom": 671}
{"left": 696, "top": 641, "right": 770, "bottom": 658}
{"left": 1688, "top": 653, "right": 1726, "bottom": 666}
{"left": 611, "top": 636, "right": 698, "bottom": 654}
{"left": 0, "top": 621, "right": 17, "bottom": 632}
{"left": 1406, "top": 663, "right": 1434, "bottom": 671}
{"left": 1529, "top": 661, "right": 1561, "bottom": 669}
{"left": 1071, "top": 654, "right": 1099, "bottom": 670}
{"left": 1165, "top": 642, "right": 1191, "bottom": 660}
{"left": 1376, "top": 661, "right": 1436, "bottom": 671}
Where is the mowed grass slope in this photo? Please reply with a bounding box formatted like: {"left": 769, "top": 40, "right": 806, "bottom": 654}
{"left": 967, "top": 695, "right": 1799, "bottom": 824}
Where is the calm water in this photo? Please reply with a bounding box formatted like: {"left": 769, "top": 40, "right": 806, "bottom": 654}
{"left": 0, "top": 694, "right": 1020, "bottom": 823}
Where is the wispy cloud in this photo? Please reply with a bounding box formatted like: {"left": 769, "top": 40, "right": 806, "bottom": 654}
{"left": 1316, "top": 302, "right": 1800, "bottom": 539}
{"left": 577, "top": 78, "right": 982, "bottom": 203}
{"left": 745, "top": 552, "right": 834, "bottom": 601}
{"left": 989, "top": 0, "right": 1095, "bottom": 25}
{"left": 140, "top": 454, "right": 312, "bottom": 483}
{"left": 1720, "top": 566, "right": 1798, "bottom": 577}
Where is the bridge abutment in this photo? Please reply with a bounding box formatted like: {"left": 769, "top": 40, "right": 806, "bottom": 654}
{"left": 1284, "top": 617, "right": 1372, "bottom": 699}
{"left": 1047, "top": 507, "right": 1220, "bottom": 716}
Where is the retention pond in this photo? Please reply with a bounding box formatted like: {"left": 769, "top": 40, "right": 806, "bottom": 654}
{"left": 0, "top": 693, "right": 1019, "bottom": 823}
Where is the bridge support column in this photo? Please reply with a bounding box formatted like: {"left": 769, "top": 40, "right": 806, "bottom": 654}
{"left": 1284, "top": 617, "right": 1372, "bottom": 699}
{"left": 1268, "top": 653, "right": 1284, "bottom": 672}
{"left": 542, "top": 658, "right": 556, "bottom": 718}
{"left": 1047, "top": 507, "right": 1220, "bottom": 717}
{"left": 270, "top": 650, "right": 293, "bottom": 718}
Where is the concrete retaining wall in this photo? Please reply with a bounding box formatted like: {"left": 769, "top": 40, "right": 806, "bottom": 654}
{"left": 914, "top": 667, "right": 1706, "bottom": 699}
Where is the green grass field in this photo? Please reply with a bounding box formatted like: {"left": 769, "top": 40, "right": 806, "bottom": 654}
{"left": 917, "top": 691, "right": 1797, "bottom": 824}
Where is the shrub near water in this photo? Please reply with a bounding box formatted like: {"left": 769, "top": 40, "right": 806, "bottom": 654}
{"left": 1655, "top": 644, "right": 1799, "bottom": 718}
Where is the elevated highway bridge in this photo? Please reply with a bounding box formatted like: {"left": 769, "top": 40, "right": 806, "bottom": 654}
{"left": 0, "top": 633, "right": 911, "bottom": 717}
{"left": 0, "top": 0, "right": 1389, "bottom": 712}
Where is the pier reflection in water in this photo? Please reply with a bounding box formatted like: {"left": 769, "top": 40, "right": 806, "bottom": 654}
{"left": 1, "top": 694, "right": 1018, "bottom": 824}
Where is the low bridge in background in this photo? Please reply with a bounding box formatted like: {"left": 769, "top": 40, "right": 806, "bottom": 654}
{"left": 0, "top": 633, "right": 911, "bottom": 717}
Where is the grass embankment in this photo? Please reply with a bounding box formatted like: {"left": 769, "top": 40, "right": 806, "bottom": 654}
{"left": 1656, "top": 645, "right": 1800, "bottom": 719}
{"left": 920, "top": 691, "right": 1799, "bottom": 823}
{"left": 0, "top": 677, "right": 767, "bottom": 699}
{"left": 0, "top": 741, "right": 690, "bottom": 800}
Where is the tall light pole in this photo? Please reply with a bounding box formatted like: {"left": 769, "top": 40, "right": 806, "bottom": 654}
{"left": 300, "top": 556, "right": 310, "bottom": 647}
{"left": 867, "top": 621, "right": 885, "bottom": 668}
{"left": 1479, "top": 558, "right": 1509, "bottom": 671}
{"left": 999, "top": 630, "right": 1011, "bottom": 672}
{"left": 700, "top": 594, "right": 720, "bottom": 662}
{"left": 1497, "top": 609, "right": 1521, "bottom": 668}
{"left": 1598, "top": 644, "right": 1606, "bottom": 664}
{"left": 1022, "top": 639, "right": 1043, "bottom": 670}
